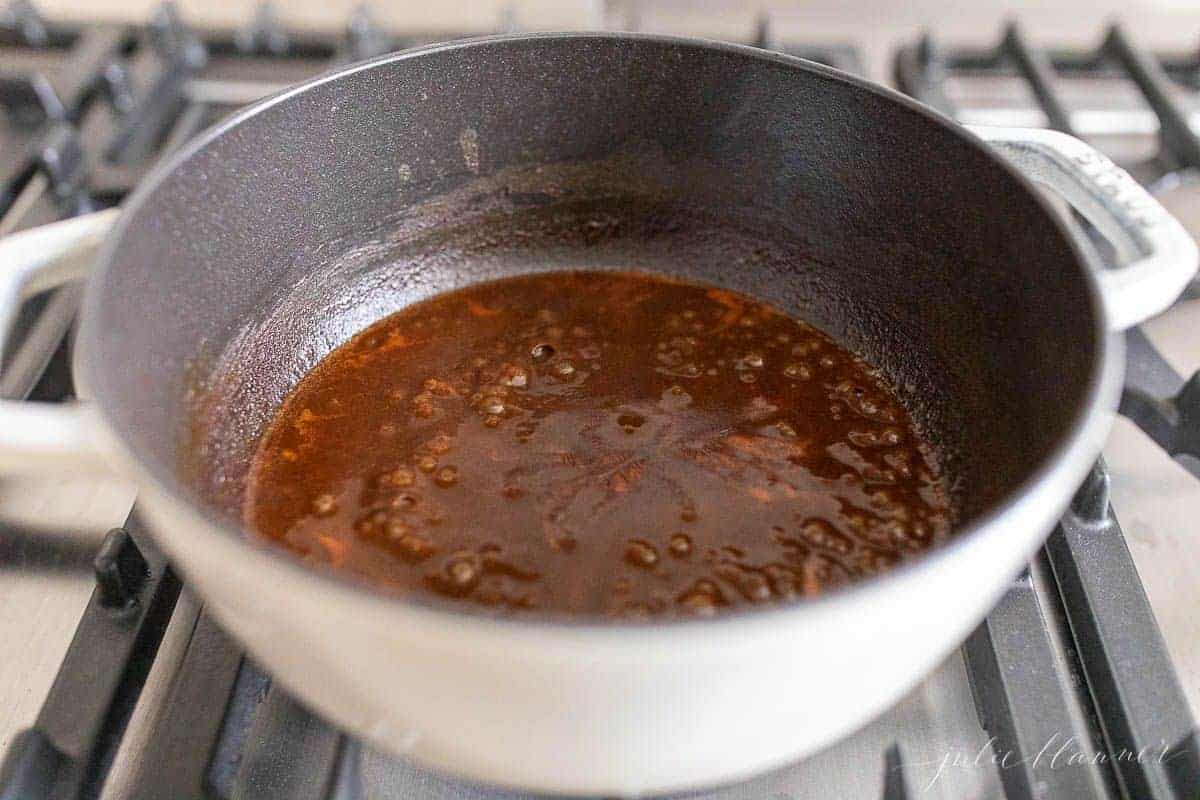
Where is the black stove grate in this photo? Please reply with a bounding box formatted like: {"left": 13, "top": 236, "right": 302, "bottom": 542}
{"left": 0, "top": 522, "right": 181, "bottom": 800}
{"left": 894, "top": 22, "right": 1200, "bottom": 181}
{"left": 1, "top": 4, "right": 1199, "bottom": 798}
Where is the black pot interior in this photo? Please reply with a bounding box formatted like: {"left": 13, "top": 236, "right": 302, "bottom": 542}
{"left": 81, "top": 34, "right": 1101, "bottom": 534}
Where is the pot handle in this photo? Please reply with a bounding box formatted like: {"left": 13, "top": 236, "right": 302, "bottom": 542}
{"left": 967, "top": 125, "right": 1198, "bottom": 331}
{"left": 0, "top": 208, "right": 121, "bottom": 474}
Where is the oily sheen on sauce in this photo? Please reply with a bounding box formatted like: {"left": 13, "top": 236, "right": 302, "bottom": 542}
{"left": 245, "top": 272, "right": 952, "bottom": 619}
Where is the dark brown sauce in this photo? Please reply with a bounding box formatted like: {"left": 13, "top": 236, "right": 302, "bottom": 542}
{"left": 245, "top": 272, "right": 953, "bottom": 619}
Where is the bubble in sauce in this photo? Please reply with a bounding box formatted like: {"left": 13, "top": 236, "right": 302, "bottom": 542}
{"left": 680, "top": 594, "right": 716, "bottom": 616}
{"left": 667, "top": 384, "right": 689, "bottom": 398}
{"left": 677, "top": 579, "right": 724, "bottom": 616}
{"left": 423, "top": 377, "right": 455, "bottom": 397}
{"left": 423, "top": 434, "right": 453, "bottom": 455}
{"left": 617, "top": 412, "right": 645, "bottom": 432}
{"left": 668, "top": 533, "right": 693, "bottom": 557}
{"left": 412, "top": 396, "right": 436, "bottom": 418}
{"left": 800, "top": 520, "right": 853, "bottom": 555}
{"left": 549, "top": 533, "right": 577, "bottom": 552}
{"left": 624, "top": 539, "right": 659, "bottom": 568}
{"left": 396, "top": 533, "right": 435, "bottom": 563}
{"left": 783, "top": 363, "right": 811, "bottom": 380}
{"left": 391, "top": 492, "right": 419, "bottom": 510}
{"left": 736, "top": 571, "right": 771, "bottom": 602}
{"left": 502, "top": 366, "right": 528, "bottom": 387}
{"left": 765, "top": 564, "right": 798, "bottom": 598}
{"left": 445, "top": 554, "right": 480, "bottom": 593}
{"left": 434, "top": 466, "right": 459, "bottom": 488}
{"left": 312, "top": 494, "right": 338, "bottom": 517}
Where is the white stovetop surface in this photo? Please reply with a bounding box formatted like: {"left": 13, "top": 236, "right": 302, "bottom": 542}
{"left": 1, "top": 4, "right": 1198, "bottom": 797}
{"left": 1108, "top": 299, "right": 1200, "bottom": 717}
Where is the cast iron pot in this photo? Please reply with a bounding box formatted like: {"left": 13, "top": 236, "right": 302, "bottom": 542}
{"left": 0, "top": 33, "right": 1194, "bottom": 796}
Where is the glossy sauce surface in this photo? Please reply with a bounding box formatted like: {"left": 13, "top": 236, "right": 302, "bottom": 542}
{"left": 246, "top": 272, "right": 953, "bottom": 619}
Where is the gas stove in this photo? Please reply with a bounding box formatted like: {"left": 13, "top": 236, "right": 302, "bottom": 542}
{"left": 1, "top": 4, "right": 1199, "bottom": 799}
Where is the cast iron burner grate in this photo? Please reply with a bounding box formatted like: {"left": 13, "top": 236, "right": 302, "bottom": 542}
{"left": 0, "top": 4, "right": 1198, "bottom": 798}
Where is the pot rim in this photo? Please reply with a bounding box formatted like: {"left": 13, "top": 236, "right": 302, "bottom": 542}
{"left": 78, "top": 31, "right": 1119, "bottom": 641}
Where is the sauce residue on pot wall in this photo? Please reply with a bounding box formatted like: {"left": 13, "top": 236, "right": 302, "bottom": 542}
{"left": 245, "top": 271, "right": 953, "bottom": 619}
